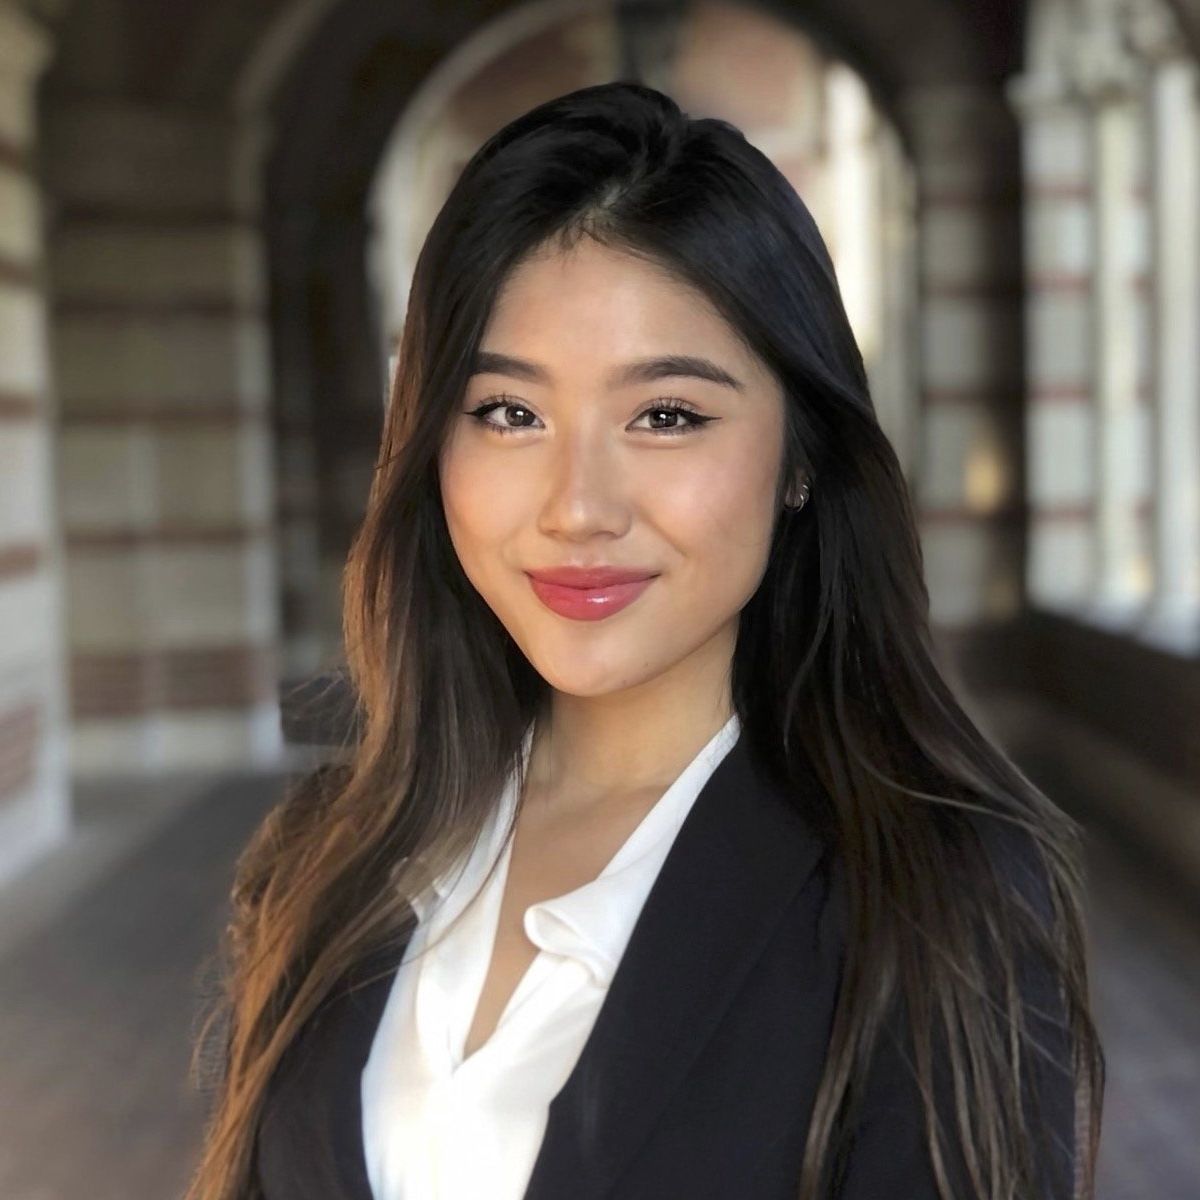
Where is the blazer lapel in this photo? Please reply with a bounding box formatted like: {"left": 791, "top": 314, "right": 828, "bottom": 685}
{"left": 521, "top": 728, "right": 828, "bottom": 1199}
{"left": 261, "top": 728, "right": 828, "bottom": 1200}
{"left": 256, "top": 933, "right": 410, "bottom": 1200}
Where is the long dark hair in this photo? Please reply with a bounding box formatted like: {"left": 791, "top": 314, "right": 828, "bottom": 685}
{"left": 186, "top": 80, "right": 1103, "bottom": 1200}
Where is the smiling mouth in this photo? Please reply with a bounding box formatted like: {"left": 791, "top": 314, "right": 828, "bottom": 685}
{"left": 525, "top": 572, "right": 657, "bottom": 621}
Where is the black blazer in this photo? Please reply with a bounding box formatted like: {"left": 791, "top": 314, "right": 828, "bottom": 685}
{"left": 254, "top": 730, "right": 1076, "bottom": 1199}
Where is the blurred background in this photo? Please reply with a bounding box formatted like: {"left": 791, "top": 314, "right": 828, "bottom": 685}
{"left": 0, "top": 0, "right": 1196, "bottom": 1197}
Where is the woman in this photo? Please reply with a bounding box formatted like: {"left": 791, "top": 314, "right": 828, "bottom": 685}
{"left": 187, "top": 81, "right": 1104, "bottom": 1199}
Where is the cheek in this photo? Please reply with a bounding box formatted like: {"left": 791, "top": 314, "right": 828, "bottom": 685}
{"left": 654, "top": 437, "right": 778, "bottom": 570}
{"left": 439, "top": 437, "right": 515, "bottom": 551}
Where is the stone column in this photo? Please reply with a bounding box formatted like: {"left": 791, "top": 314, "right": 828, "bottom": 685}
{"left": 824, "top": 65, "right": 919, "bottom": 480}
{"left": 42, "top": 97, "right": 283, "bottom": 774}
{"left": 1073, "top": 27, "right": 1151, "bottom": 625}
{"left": 1128, "top": 11, "right": 1200, "bottom": 651}
{"left": 872, "top": 122, "right": 920, "bottom": 484}
{"left": 0, "top": 2, "right": 69, "bottom": 883}
{"left": 1006, "top": 68, "right": 1097, "bottom": 612}
{"left": 896, "top": 83, "right": 1025, "bottom": 628}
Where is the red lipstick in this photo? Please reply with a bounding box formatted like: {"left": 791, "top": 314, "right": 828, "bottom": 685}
{"left": 525, "top": 565, "right": 658, "bottom": 621}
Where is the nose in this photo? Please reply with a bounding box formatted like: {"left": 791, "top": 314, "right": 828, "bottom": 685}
{"left": 536, "top": 419, "right": 632, "bottom": 539}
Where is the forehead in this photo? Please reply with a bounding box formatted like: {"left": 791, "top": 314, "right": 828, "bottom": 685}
{"left": 483, "top": 238, "right": 753, "bottom": 364}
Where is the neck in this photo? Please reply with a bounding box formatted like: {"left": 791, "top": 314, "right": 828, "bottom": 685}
{"left": 523, "top": 634, "right": 738, "bottom": 816}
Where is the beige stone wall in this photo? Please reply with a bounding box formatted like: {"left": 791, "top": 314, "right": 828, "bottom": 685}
{"left": 0, "top": 1, "right": 69, "bottom": 884}
{"left": 899, "top": 83, "right": 1026, "bottom": 626}
{"left": 42, "top": 96, "right": 283, "bottom": 774}
{"left": 1010, "top": 0, "right": 1200, "bottom": 654}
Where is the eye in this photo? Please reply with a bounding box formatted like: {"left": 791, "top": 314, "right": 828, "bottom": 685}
{"left": 631, "top": 399, "right": 715, "bottom": 436}
{"left": 464, "top": 395, "right": 717, "bottom": 438}
{"left": 464, "top": 395, "right": 539, "bottom": 436}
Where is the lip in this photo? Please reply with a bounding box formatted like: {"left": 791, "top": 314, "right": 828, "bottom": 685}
{"left": 524, "top": 566, "right": 659, "bottom": 622}
{"left": 526, "top": 565, "right": 658, "bottom": 587}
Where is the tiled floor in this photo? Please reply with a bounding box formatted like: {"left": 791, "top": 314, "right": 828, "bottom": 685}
{"left": 0, "top": 772, "right": 283, "bottom": 1200}
{"left": 0, "top": 774, "right": 1196, "bottom": 1199}
{"left": 1083, "top": 830, "right": 1200, "bottom": 1199}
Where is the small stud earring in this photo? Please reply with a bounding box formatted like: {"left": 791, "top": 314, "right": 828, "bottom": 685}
{"left": 784, "top": 481, "right": 811, "bottom": 511}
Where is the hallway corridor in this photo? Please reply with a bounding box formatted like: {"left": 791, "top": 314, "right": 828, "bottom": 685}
{"left": 0, "top": 0, "right": 1197, "bottom": 1196}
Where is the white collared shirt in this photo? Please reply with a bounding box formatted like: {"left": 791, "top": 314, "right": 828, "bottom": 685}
{"left": 360, "top": 711, "right": 742, "bottom": 1199}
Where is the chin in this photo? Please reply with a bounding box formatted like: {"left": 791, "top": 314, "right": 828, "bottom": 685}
{"left": 521, "top": 645, "right": 662, "bottom": 699}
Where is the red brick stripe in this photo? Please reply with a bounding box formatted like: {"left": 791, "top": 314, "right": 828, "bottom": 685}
{"left": 0, "top": 257, "right": 41, "bottom": 290}
{"left": 1027, "top": 273, "right": 1091, "bottom": 292}
{"left": 52, "top": 297, "right": 265, "bottom": 319}
{"left": 0, "top": 543, "right": 41, "bottom": 582}
{"left": 919, "top": 504, "right": 1024, "bottom": 524}
{"left": 50, "top": 205, "right": 258, "bottom": 230}
{"left": 1025, "top": 183, "right": 1090, "bottom": 202}
{"left": 922, "top": 386, "right": 1025, "bottom": 405}
{"left": 60, "top": 404, "right": 260, "bottom": 427}
{"left": 1029, "top": 386, "right": 1091, "bottom": 403}
{"left": 65, "top": 524, "right": 273, "bottom": 549}
{"left": 71, "top": 644, "right": 279, "bottom": 717}
{"left": 0, "top": 392, "right": 40, "bottom": 421}
{"left": 0, "top": 139, "right": 31, "bottom": 176}
{"left": 918, "top": 187, "right": 1023, "bottom": 207}
{"left": 1032, "top": 503, "right": 1094, "bottom": 521}
{"left": 0, "top": 701, "right": 39, "bottom": 805}
{"left": 923, "top": 279, "right": 1024, "bottom": 299}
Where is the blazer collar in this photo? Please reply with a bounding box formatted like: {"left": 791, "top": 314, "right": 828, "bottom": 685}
{"left": 262, "top": 726, "right": 830, "bottom": 1200}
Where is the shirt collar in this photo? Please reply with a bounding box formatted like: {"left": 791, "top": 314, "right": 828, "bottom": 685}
{"left": 408, "top": 712, "right": 743, "bottom": 987}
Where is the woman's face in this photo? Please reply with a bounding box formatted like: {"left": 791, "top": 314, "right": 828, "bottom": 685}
{"left": 438, "top": 236, "right": 788, "bottom": 700}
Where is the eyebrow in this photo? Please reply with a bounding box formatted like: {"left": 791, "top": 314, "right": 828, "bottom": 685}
{"left": 470, "top": 350, "right": 745, "bottom": 393}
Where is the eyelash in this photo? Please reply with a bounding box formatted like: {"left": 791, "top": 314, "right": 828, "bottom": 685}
{"left": 464, "top": 394, "right": 717, "bottom": 438}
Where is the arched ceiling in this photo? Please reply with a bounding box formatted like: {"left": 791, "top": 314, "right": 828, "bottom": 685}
{"left": 267, "top": 0, "right": 1016, "bottom": 218}
{"left": 32, "top": 0, "right": 1064, "bottom": 227}
{"left": 33, "top": 0, "right": 1200, "bottom": 167}
{"left": 40, "top": 0, "right": 1027, "bottom": 109}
